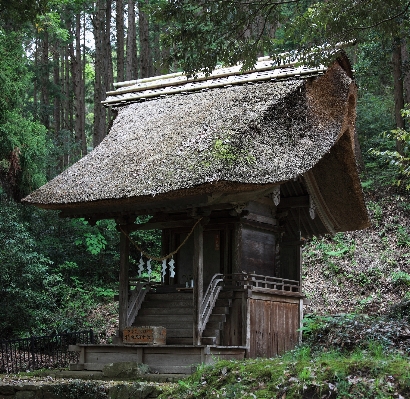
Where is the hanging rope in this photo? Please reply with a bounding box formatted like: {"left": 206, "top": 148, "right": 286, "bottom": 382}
{"left": 120, "top": 217, "right": 203, "bottom": 261}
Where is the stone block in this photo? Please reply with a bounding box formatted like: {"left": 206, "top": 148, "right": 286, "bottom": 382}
{"left": 103, "top": 362, "right": 149, "bottom": 379}
{"left": 0, "top": 385, "right": 15, "bottom": 395}
{"left": 15, "top": 391, "right": 36, "bottom": 399}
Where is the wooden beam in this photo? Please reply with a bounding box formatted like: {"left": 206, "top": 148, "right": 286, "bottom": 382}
{"left": 118, "top": 226, "right": 130, "bottom": 338}
{"left": 277, "top": 195, "right": 309, "bottom": 209}
{"left": 57, "top": 185, "right": 277, "bottom": 220}
{"left": 193, "top": 221, "right": 204, "bottom": 346}
{"left": 129, "top": 219, "right": 195, "bottom": 231}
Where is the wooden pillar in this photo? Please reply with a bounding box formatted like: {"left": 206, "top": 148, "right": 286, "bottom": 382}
{"left": 118, "top": 227, "right": 130, "bottom": 339}
{"left": 193, "top": 221, "right": 204, "bottom": 345}
{"left": 232, "top": 222, "right": 242, "bottom": 274}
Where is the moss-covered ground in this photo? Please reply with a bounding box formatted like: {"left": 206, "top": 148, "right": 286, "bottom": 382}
{"left": 159, "top": 346, "right": 410, "bottom": 398}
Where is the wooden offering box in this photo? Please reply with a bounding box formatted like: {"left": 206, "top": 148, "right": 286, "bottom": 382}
{"left": 123, "top": 326, "right": 166, "bottom": 345}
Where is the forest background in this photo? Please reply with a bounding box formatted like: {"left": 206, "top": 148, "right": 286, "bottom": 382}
{"left": 1, "top": 0, "right": 410, "bottom": 345}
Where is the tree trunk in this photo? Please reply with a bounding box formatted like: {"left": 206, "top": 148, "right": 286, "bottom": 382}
{"left": 401, "top": 38, "right": 410, "bottom": 105}
{"left": 152, "top": 22, "right": 160, "bottom": 75}
{"left": 53, "top": 43, "right": 61, "bottom": 136}
{"left": 92, "top": 0, "right": 107, "bottom": 148}
{"left": 116, "top": 0, "right": 125, "bottom": 82}
{"left": 105, "top": 0, "right": 114, "bottom": 126}
{"left": 392, "top": 37, "right": 405, "bottom": 155}
{"left": 33, "top": 37, "right": 38, "bottom": 120}
{"left": 72, "top": 13, "right": 86, "bottom": 158}
{"left": 82, "top": 11, "right": 87, "bottom": 154}
{"left": 138, "top": 0, "right": 152, "bottom": 78}
{"left": 40, "top": 31, "right": 50, "bottom": 129}
{"left": 126, "top": 0, "right": 137, "bottom": 80}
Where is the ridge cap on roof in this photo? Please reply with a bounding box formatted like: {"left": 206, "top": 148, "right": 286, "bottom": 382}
{"left": 103, "top": 46, "right": 353, "bottom": 107}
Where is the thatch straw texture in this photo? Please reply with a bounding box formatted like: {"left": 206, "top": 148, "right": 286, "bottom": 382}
{"left": 23, "top": 62, "right": 356, "bottom": 211}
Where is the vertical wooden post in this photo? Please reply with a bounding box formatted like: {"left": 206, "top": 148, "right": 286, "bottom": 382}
{"left": 232, "top": 222, "right": 241, "bottom": 273}
{"left": 193, "top": 221, "right": 204, "bottom": 345}
{"left": 118, "top": 227, "right": 130, "bottom": 339}
{"left": 298, "top": 238, "right": 303, "bottom": 344}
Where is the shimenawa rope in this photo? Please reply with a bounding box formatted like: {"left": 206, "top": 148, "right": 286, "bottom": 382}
{"left": 120, "top": 217, "right": 203, "bottom": 261}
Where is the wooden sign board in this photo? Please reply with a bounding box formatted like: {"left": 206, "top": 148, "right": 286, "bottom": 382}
{"left": 123, "top": 326, "right": 166, "bottom": 345}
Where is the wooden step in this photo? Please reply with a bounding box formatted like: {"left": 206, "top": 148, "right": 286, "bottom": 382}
{"left": 202, "top": 329, "right": 220, "bottom": 343}
{"left": 212, "top": 306, "right": 230, "bottom": 314}
{"left": 208, "top": 314, "right": 226, "bottom": 323}
{"left": 133, "top": 321, "right": 193, "bottom": 329}
{"left": 218, "top": 290, "right": 234, "bottom": 299}
{"left": 131, "top": 323, "right": 193, "bottom": 335}
{"left": 145, "top": 292, "right": 193, "bottom": 301}
{"left": 203, "top": 321, "right": 223, "bottom": 331}
{"left": 142, "top": 300, "right": 193, "bottom": 308}
{"left": 201, "top": 336, "right": 217, "bottom": 345}
{"left": 215, "top": 298, "right": 232, "bottom": 307}
{"left": 166, "top": 337, "right": 194, "bottom": 345}
{"left": 138, "top": 307, "right": 192, "bottom": 315}
{"left": 165, "top": 328, "right": 193, "bottom": 338}
{"left": 133, "top": 315, "right": 192, "bottom": 324}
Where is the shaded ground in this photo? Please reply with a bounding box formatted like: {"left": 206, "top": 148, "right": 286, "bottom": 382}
{"left": 303, "top": 187, "right": 410, "bottom": 317}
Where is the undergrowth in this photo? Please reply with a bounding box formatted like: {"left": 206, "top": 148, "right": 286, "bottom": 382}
{"left": 160, "top": 347, "right": 410, "bottom": 398}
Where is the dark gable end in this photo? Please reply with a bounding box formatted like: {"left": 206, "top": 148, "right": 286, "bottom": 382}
{"left": 22, "top": 53, "right": 370, "bottom": 235}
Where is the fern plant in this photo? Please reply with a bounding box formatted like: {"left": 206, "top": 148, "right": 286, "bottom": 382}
{"left": 370, "top": 105, "right": 410, "bottom": 190}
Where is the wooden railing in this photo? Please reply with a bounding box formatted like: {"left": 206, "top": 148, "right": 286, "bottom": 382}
{"left": 199, "top": 273, "right": 300, "bottom": 337}
{"left": 127, "top": 281, "right": 151, "bottom": 326}
{"left": 199, "top": 274, "right": 224, "bottom": 334}
{"left": 224, "top": 273, "right": 300, "bottom": 293}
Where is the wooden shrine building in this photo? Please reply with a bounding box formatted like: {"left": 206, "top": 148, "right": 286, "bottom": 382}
{"left": 23, "top": 52, "right": 369, "bottom": 374}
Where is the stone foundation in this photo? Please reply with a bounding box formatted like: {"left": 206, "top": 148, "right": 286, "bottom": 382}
{"left": 0, "top": 380, "right": 161, "bottom": 399}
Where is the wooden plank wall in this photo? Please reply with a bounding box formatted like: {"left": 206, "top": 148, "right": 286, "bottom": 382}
{"left": 240, "top": 226, "right": 276, "bottom": 276}
{"left": 248, "top": 297, "right": 300, "bottom": 358}
{"left": 221, "top": 291, "right": 246, "bottom": 346}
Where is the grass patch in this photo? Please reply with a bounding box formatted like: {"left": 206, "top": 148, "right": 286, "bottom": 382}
{"left": 159, "top": 348, "right": 410, "bottom": 398}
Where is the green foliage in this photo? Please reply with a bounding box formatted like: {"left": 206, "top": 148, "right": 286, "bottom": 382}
{"left": 396, "top": 225, "right": 410, "bottom": 247}
{"left": 390, "top": 270, "right": 410, "bottom": 286}
{"left": 154, "top": 0, "right": 410, "bottom": 76}
{"left": 151, "top": 0, "right": 306, "bottom": 76}
{"left": 290, "top": 0, "right": 409, "bottom": 51}
{"left": 367, "top": 200, "right": 384, "bottom": 226}
{"left": 53, "top": 380, "right": 108, "bottom": 399}
{"left": 0, "top": 0, "right": 52, "bottom": 29}
{"left": 0, "top": 195, "right": 125, "bottom": 338}
{"left": 74, "top": 220, "right": 108, "bottom": 255}
{"left": 0, "top": 30, "right": 50, "bottom": 199}
{"left": 0, "top": 197, "right": 53, "bottom": 338}
{"left": 304, "top": 233, "right": 355, "bottom": 279}
{"left": 369, "top": 105, "right": 410, "bottom": 190}
{"left": 161, "top": 347, "right": 410, "bottom": 398}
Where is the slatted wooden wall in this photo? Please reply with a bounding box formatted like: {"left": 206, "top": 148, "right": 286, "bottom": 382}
{"left": 248, "top": 295, "right": 300, "bottom": 358}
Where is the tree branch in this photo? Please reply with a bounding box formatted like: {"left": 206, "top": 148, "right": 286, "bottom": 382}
{"left": 347, "top": 0, "right": 410, "bottom": 32}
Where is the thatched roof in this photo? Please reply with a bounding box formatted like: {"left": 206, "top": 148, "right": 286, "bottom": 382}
{"left": 23, "top": 54, "right": 369, "bottom": 233}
